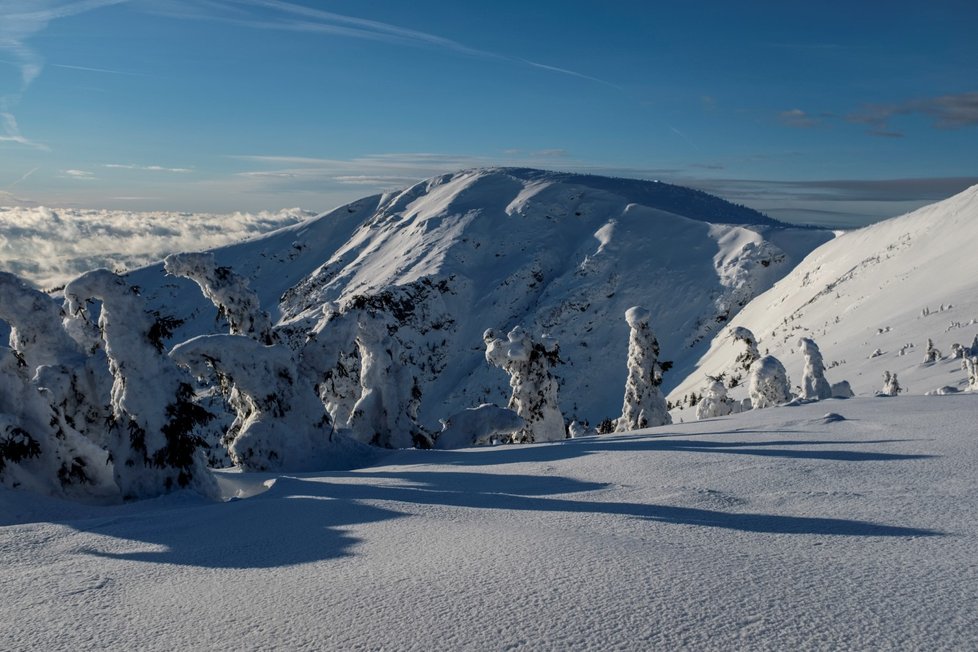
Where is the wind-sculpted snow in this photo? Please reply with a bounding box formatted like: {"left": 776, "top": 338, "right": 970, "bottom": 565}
{"left": 127, "top": 168, "right": 831, "bottom": 429}
{"left": 2, "top": 397, "right": 975, "bottom": 650}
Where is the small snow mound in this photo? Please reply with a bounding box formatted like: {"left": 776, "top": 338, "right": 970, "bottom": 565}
{"left": 821, "top": 412, "right": 846, "bottom": 423}
{"left": 925, "top": 386, "right": 961, "bottom": 396}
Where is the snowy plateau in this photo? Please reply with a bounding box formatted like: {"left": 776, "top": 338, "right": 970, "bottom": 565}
{"left": 1, "top": 167, "right": 977, "bottom": 650}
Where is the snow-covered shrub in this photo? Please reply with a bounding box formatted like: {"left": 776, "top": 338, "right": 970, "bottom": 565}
{"left": 434, "top": 404, "right": 524, "bottom": 450}
{"left": 164, "top": 252, "right": 275, "bottom": 344}
{"left": 923, "top": 338, "right": 941, "bottom": 363}
{"left": 63, "top": 269, "right": 217, "bottom": 500}
{"left": 171, "top": 334, "right": 354, "bottom": 471}
{"left": 349, "top": 311, "right": 431, "bottom": 449}
{"left": 831, "top": 380, "right": 855, "bottom": 399}
{"left": 878, "top": 371, "right": 902, "bottom": 397}
{"left": 950, "top": 343, "right": 966, "bottom": 359}
{"left": 567, "top": 420, "right": 592, "bottom": 439}
{"left": 615, "top": 307, "right": 671, "bottom": 431}
{"left": 0, "top": 346, "right": 115, "bottom": 500}
{"left": 797, "top": 337, "right": 833, "bottom": 401}
{"left": 748, "top": 355, "right": 792, "bottom": 409}
{"left": 869, "top": 348, "right": 883, "bottom": 358}
{"left": 695, "top": 378, "right": 739, "bottom": 420}
{"left": 484, "top": 325, "right": 565, "bottom": 443}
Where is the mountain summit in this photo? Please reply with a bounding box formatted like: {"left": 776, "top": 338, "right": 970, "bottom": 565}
{"left": 133, "top": 168, "right": 832, "bottom": 428}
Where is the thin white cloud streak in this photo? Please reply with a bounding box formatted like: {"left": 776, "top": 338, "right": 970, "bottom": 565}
{"left": 104, "top": 163, "right": 194, "bottom": 173}
{"left": 0, "top": 0, "right": 129, "bottom": 146}
{"left": 6, "top": 166, "right": 39, "bottom": 189}
{"left": 51, "top": 62, "right": 144, "bottom": 76}
{"left": 151, "top": 0, "right": 617, "bottom": 88}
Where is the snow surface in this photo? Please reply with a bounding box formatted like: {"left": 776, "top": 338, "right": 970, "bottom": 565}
{"left": 671, "top": 183, "right": 978, "bottom": 415}
{"left": 2, "top": 395, "right": 975, "bottom": 650}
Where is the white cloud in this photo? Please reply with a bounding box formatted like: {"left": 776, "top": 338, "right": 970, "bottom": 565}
{"left": 0, "top": 205, "right": 311, "bottom": 288}
{"left": 104, "top": 163, "right": 193, "bottom": 173}
{"left": 61, "top": 168, "right": 96, "bottom": 180}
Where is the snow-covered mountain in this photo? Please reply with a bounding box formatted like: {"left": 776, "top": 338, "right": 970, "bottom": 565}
{"left": 129, "top": 167, "right": 831, "bottom": 429}
{"left": 670, "top": 183, "right": 978, "bottom": 415}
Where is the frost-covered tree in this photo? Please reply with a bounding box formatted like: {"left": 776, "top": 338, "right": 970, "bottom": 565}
{"left": 797, "top": 337, "right": 833, "bottom": 401}
{"left": 879, "top": 371, "right": 902, "bottom": 397}
{"left": 170, "top": 334, "right": 363, "bottom": 471}
{"left": 748, "top": 355, "right": 792, "bottom": 409}
{"left": 0, "top": 272, "right": 113, "bottom": 447}
{"left": 695, "top": 378, "right": 739, "bottom": 420}
{"left": 923, "top": 338, "right": 941, "bottom": 363}
{"left": 164, "top": 252, "right": 275, "bottom": 344}
{"left": 964, "top": 358, "right": 978, "bottom": 392}
{"left": 434, "top": 404, "right": 524, "bottom": 450}
{"left": 348, "top": 311, "right": 430, "bottom": 448}
{"left": 616, "top": 307, "right": 671, "bottom": 431}
{"left": 299, "top": 302, "right": 362, "bottom": 427}
{"left": 731, "top": 326, "right": 761, "bottom": 374}
{"left": 63, "top": 269, "right": 217, "bottom": 500}
{"left": 0, "top": 346, "right": 116, "bottom": 500}
{"left": 484, "top": 325, "right": 565, "bottom": 443}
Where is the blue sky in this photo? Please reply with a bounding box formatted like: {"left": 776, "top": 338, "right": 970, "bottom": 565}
{"left": 1, "top": 0, "right": 976, "bottom": 225}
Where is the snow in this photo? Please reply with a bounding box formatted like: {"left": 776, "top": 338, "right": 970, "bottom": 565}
{"left": 670, "top": 183, "right": 978, "bottom": 413}
{"left": 2, "top": 396, "right": 976, "bottom": 650}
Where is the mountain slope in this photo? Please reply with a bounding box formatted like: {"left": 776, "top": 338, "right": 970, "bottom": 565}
{"left": 670, "top": 183, "right": 978, "bottom": 413}
{"left": 130, "top": 168, "right": 831, "bottom": 429}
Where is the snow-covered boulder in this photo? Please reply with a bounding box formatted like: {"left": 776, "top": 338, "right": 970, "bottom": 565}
{"left": 748, "top": 356, "right": 792, "bottom": 409}
{"left": 831, "top": 380, "right": 855, "bottom": 399}
{"left": 434, "top": 404, "right": 524, "bottom": 450}
{"left": 485, "top": 326, "right": 565, "bottom": 443}
{"left": 616, "top": 307, "right": 671, "bottom": 431}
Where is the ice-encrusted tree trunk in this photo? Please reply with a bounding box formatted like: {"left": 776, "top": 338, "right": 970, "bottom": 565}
{"left": 170, "top": 334, "right": 363, "bottom": 471}
{"left": 484, "top": 326, "right": 565, "bottom": 443}
{"left": 923, "top": 338, "right": 941, "bottom": 363}
{"left": 0, "top": 272, "right": 113, "bottom": 447}
{"left": 0, "top": 346, "right": 116, "bottom": 500}
{"left": 615, "top": 307, "right": 671, "bottom": 431}
{"left": 879, "top": 371, "right": 902, "bottom": 396}
{"left": 164, "top": 252, "right": 275, "bottom": 344}
{"left": 696, "top": 378, "right": 739, "bottom": 420}
{"left": 797, "top": 337, "right": 833, "bottom": 401}
{"left": 63, "top": 269, "right": 217, "bottom": 500}
{"left": 348, "top": 311, "right": 430, "bottom": 449}
{"left": 748, "top": 355, "right": 792, "bottom": 409}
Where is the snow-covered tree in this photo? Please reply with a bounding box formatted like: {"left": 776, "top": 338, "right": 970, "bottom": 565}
{"left": 616, "top": 307, "right": 671, "bottom": 431}
{"left": 797, "top": 337, "right": 833, "bottom": 401}
{"left": 484, "top": 325, "right": 565, "bottom": 443}
{"left": 748, "top": 355, "right": 792, "bottom": 409}
{"left": 695, "top": 378, "right": 739, "bottom": 420}
{"left": 170, "top": 334, "right": 358, "bottom": 471}
{"left": 164, "top": 252, "right": 275, "bottom": 344}
{"left": 434, "top": 404, "right": 524, "bottom": 450}
{"left": 348, "top": 311, "right": 430, "bottom": 448}
{"left": 0, "top": 346, "right": 115, "bottom": 500}
{"left": 879, "top": 371, "right": 902, "bottom": 397}
{"left": 731, "top": 326, "right": 761, "bottom": 375}
{"left": 923, "top": 338, "right": 941, "bottom": 363}
{"left": 0, "top": 272, "right": 113, "bottom": 448}
{"left": 964, "top": 358, "right": 978, "bottom": 392}
{"left": 63, "top": 269, "right": 217, "bottom": 500}
{"left": 299, "top": 303, "right": 362, "bottom": 427}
